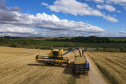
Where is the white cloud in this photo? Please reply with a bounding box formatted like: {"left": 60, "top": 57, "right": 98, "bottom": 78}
{"left": 17, "top": 12, "right": 106, "bottom": 32}
{"left": 117, "top": 10, "right": 121, "bottom": 13}
{"left": 95, "top": 0, "right": 104, "bottom": 3}
{"left": 90, "top": 0, "right": 126, "bottom": 4}
{"left": 103, "top": 15, "right": 118, "bottom": 22}
{"left": 113, "top": 15, "right": 116, "bottom": 17}
{"left": 120, "top": 31, "right": 126, "bottom": 34}
{"left": 39, "top": 30, "right": 126, "bottom": 37}
{"left": 89, "top": 0, "right": 126, "bottom": 8}
{"left": 96, "top": 4, "right": 116, "bottom": 12}
{"left": 0, "top": 24, "right": 38, "bottom": 36}
{"left": 86, "top": 0, "right": 104, "bottom": 3}
{"left": 41, "top": 2, "right": 48, "bottom": 6}
{"left": 49, "top": 0, "right": 101, "bottom": 16}
{"left": 0, "top": 24, "right": 38, "bottom": 34}
{"left": 42, "top": 0, "right": 118, "bottom": 22}
{"left": 1, "top": 1, "right": 124, "bottom": 37}
{"left": 0, "top": 7, "right": 105, "bottom": 33}
{"left": 0, "top": 3, "right": 106, "bottom": 36}
{"left": 0, "top": 24, "right": 104, "bottom": 37}
{"left": 106, "top": 0, "right": 126, "bottom": 4}
{"left": 97, "top": 31, "right": 126, "bottom": 37}
{"left": 0, "top": 24, "right": 125, "bottom": 37}
{"left": 48, "top": 0, "right": 99, "bottom": 16}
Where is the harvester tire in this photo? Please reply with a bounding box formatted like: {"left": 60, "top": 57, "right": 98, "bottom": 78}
{"left": 44, "top": 62, "right": 48, "bottom": 65}
{"left": 51, "top": 62, "right": 55, "bottom": 65}
{"left": 59, "top": 62, "right": 63, "bottom": 66}
{"left": 36, "top": 55, "right": 38, "bottom": 60}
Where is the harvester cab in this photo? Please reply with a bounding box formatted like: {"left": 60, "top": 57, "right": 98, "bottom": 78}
{"left": 48, "top": 49, "right": 63, "bottom": 59}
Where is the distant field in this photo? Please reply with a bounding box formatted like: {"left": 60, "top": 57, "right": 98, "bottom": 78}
{"left": 2, "top": 37, "right": 126, "bottom": 41}
{"left": 108, "top": 37, "right": 126, "bottom": 41}
{"left": 73, "top": 42, "right": 126, "bottom": 48}
{"left": 86, "top": 52, "right": 126, "bottom": 84}
{"left": 0, "top": 37, "right": 126, "bottom": 49}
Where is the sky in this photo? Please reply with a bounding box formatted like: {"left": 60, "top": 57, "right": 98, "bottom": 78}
{"left": 0, "top": 0, "right": 126, "bottom": 37}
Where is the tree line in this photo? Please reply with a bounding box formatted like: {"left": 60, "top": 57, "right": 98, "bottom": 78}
{"left": 47, "top": 36, "right": 126, "bottom": 43}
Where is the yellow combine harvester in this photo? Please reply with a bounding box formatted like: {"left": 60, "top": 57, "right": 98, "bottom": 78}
{"left": 36, "top": 47, "right": 90, "bottom": 76}
{"left": 36, "top": 48, "right": 70, "bottom": 65}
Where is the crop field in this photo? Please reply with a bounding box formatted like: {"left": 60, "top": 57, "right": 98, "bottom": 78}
{"left": 86, "top": 52, "right": 126, "bottom": 84}
{"left": 108, "top": 37, "right": 126, "bottom": 41}
{"left": 0, "top": 46, "right": 76, "bottom": 84}
{"left": 0, "top": 46, "right": 109, "bottom": 84}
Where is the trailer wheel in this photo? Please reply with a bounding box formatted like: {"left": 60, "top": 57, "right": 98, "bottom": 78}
{"left": 88, "top": 63, "right": 90, "bottom": 71}
{"left": 84, "top": 71, "right": 88, "bottom": 76}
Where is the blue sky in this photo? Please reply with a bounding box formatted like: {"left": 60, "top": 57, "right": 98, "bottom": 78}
{"left": 0, "top": 0, "right": 126, "bottom": 37}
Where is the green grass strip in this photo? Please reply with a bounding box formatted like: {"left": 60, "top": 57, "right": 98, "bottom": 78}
{"left": 96, "top": 63, "right": 119, "bottom": 84}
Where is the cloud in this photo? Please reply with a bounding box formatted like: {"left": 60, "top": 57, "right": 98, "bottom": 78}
{"left": 0, "top": 0, "right": 5, "bottom": 3}
{"left": 1, "top": 25, "right": 125, "bottom": 37}
{"left": 0, "top": 3, "right": 106, "bottom": 37}
{"left": 117, "top": 10, "right": 121, "bottom": 13}
{"left": 0, "top": 24, "right": 38, "bottom": 37}
{"left": 38, "top": 30, "right": 105, "bottom": 37}
{"left": 96, "top": 4, "right": 116, "bottom": 12}
{"left": 7, "top": 12, "right": 106, "bottom": 32}
{"left": 0, "top": 3, "right": 22, "bottom": 12}
{"left": 88, "top": 0, "right": 126, "bottom": 9}
{"left": 0, "top": 3, "right": 7, "bottom": 10}
{"left": 42, "top": 0, "right": 118, "bottom": 22}
{"left": 0, "top": 3, "right": 105, "bottom": 33}
{"left": 0, "top": 3, "right": 22, "bottom": 21}
{"left": 106, "top": 0, "right": 126, "bottom": 4}
{"left": 120, "top": 31, "right": 126, "bottom": 34}
{"left": 41, "top": 2, "right": 48, "bottom": 6}
{"left": 40, "top": 30, "right": 126, "bottom": 37}
{"left": 89, "top": 0, "right": 126, "bottom": 4}
{"left": 9, "top": 7, "right": 22, "bottom": 12}
{"left": 86, "top": 0, "right": 104, "bottom": 3}
{"left": 103, "top": 15, "right": 118, "bottom": 22}
{"left": 1, "top": 1, "right": 124, "bottom": 37}
{"left": 97, "top": 31, "right": 126, "bottom": 37}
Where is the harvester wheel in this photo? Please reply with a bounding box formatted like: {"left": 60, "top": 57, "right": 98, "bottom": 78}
{"left": 51, "top": 62, "right": 55, "bottom": 65}
{"left": 59, "top": 62, "right": 63, "bottom": 66}
{"left": 36, "top": 55, "right": 38, "bottom": 60}
{"left": 44, "top": 62, "right": 48, "bottom": 65}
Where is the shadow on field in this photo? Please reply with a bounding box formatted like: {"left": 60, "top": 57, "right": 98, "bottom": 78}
{"left": 27, "top": 64, "right": 43, "bottom": 66}
{"left": 63, "top": 62, "right": 74, "bottom": 75}
{"left": 28, "top": 62, "right": 74, "bottom": 75}
{"left": 27, "top": 63, "right": 66, "bottom": 67}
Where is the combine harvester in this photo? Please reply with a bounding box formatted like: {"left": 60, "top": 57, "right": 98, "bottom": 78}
{"left": 36, "top": 47, "right": 89, "bottom": 76}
